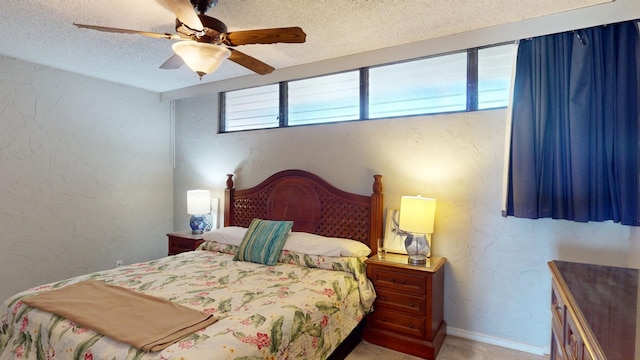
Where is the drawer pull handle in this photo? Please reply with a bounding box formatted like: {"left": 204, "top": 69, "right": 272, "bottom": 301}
{"left": 409, "top": 303, "right": 415, "bottom": 307}
{"left": 381, "top": 296, "right": 386, "bottom": 301}
{"left": 381, "top": 317, "right": 387, "bottom": 322}
{"left": 408, "top": 323, "right": 415, "bottom": 328}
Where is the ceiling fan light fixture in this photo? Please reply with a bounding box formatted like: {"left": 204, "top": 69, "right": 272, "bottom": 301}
{"left": 172, "top": 41, "right": 231, "bottom": 78}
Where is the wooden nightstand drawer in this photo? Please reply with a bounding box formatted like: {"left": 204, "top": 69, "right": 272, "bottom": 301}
{"left": 375, "top": 289, "right": 425, "bottom": 315}
{"left": 369, "top": 267, "right": 426, "bottom": 295}
{"left": 169, "top": 238, "right": 198, "bottom": 252}
{"left": 167, "top": 231, "right": 205, "bottom": 255}
{"left": 368, "top": 308, "right": 426, "bottom": 338}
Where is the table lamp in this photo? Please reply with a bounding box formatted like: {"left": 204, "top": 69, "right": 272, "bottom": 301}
{"left": 187, "top": 189, "right": 211, "bottom": 234}
{"left": 399, "top": 195, "right": 436, "bottom": 265}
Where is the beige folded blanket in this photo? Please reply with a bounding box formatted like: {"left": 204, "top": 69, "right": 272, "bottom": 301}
{"left": 22, "top": 279, "right": 218, "bottom": 352}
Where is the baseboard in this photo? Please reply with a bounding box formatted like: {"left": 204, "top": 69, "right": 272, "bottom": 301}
{"left": 446, "top": 327, "right": 549, "bottom": 356}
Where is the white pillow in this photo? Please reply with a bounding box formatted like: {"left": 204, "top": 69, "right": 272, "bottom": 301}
{"left": 202, "top": 227, "right": 372, "bottom": 257}
{"left": 202, "top": 226, "right": 247, "bottom": 246}
{"left": 284, "top": 232, "right": 372, "bottom": 257}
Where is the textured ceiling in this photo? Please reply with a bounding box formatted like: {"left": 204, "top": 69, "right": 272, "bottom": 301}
{"left": 0, "top": 0, "right": 614, "bottom": 93}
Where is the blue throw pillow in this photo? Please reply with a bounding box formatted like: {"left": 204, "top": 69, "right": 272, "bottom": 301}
{"left": 233, "top": 219, "right": 294, "bottom": 265}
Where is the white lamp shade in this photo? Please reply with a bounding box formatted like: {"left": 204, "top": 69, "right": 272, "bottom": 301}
{"left": 172, "top": 41, "right": 231, "bottom": 77}
{"left": 187, "top": 190, "right": 211, "bottom": 215}
{"left": 399, "top": 195, "right": 436, "bottom": 234}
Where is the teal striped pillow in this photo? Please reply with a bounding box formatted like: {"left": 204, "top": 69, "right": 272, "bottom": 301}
{"left": 233, "top": 219, "right": 294, "bottom": 265}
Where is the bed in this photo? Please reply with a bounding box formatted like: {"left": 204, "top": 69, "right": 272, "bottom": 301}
{"left": 0, "top": 169, "right": 384, "bottom": 360}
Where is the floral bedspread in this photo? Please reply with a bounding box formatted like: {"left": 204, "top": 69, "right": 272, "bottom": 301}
{"left": 0, "top": 242, "right": 375, "bottom": 360}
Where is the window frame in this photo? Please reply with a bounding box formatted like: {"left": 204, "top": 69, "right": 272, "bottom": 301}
{"left": 219, "top": 42, "right": 514, "bottom": 133}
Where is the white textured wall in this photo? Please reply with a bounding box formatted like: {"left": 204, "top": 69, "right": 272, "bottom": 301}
{"left": 171, "top": 3, "right": 640, "bottom": 352}
{"left": 172, "top": 89, "right": 634, "bottom": 352}
{"left": 0, "top": 56, "right": 173, "bottom": 303}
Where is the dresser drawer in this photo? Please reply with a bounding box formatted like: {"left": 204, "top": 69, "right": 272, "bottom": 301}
{"left": 368, "top": 308, "right": 426, "bottom": 338}
{"left": 551, "top": 315, "right": 565, "bottom": 359}
{"left": 551, "top": 280, "right": 565, "bottom": 329}
{"left": 369, "top": 267, "right": 426, "bottom": 295}
{"left": 565, "top": 313, "right": 584, "bottom": 360}
{"left": 375, "top": 289, "right": 425, "bottom": 315}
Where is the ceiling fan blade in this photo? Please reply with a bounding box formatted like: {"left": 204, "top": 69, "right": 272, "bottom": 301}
{"left": 228, "top": 49, "right": 274, "bottom": 75}
{"left": 159, "top": 54, "right": 185, "bottom": 69}
{"left": 221, "top": 27, "right": 306, "bottom": 46}
{"left": 74, "top": 23, "right": 181, "bottom": 40}
{"left": 165, "top": 0, "right": 204, "bottom": 32}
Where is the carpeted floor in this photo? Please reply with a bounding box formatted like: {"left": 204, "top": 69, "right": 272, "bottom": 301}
{"left": 346, "top": 336, "right": 549, "bottom": 360}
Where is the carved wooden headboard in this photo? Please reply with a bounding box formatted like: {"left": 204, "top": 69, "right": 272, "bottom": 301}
{"left": 224, "top": 169, "right": 384, "bottom": 253}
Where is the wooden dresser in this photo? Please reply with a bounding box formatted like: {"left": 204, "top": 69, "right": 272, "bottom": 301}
{"left": 363, "top": 253, "right": 446, "bottom": 359}
{"left": 548, "top": 260, "right": 639, "bottom": 360}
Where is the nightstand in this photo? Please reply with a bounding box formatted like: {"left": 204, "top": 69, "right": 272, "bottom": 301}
{"left": 363, "top": 253, "right": 447, "bottom": 360}
{"left": 167, "top": 231, "right": 205, "bottom": 255}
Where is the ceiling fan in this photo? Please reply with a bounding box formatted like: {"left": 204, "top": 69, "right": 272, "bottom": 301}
{"left": 74, "top": 0, "right": 306, "bottom": 78}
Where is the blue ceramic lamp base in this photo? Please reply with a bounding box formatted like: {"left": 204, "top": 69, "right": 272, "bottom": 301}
{"left": 190, "top": 215, "right": 205, "bottom": 235}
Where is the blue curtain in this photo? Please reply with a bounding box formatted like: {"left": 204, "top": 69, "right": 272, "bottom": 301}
{"left": 505, "top": 21, "right": 640, "bottom": 226}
